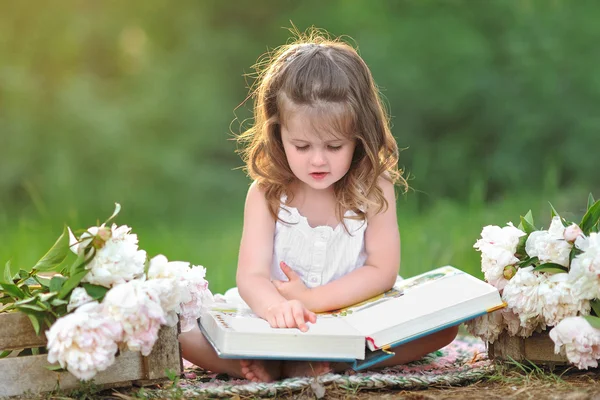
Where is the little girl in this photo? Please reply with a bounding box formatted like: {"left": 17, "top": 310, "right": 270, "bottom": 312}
{"left": 179, "top": 31, "right": 458, "bottom": 382}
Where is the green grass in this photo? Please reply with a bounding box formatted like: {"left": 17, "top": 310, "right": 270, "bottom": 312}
{"left": 0, "top": 186, "right": 589, "bottom": 294}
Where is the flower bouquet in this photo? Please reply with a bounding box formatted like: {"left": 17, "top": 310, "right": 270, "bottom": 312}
{"left": 467, "top": 194, "right": 600, "bottom": 369}
{"left": 0, "top": 204, "right": 211, "bottom": 380}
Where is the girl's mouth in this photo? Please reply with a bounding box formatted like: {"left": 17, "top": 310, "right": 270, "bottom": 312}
{"left": 310, "top": 172, "right": 328, "bottom": 180}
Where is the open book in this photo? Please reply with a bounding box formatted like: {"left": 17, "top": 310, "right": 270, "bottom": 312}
{"left": 199, "top": 266, "right": 505, "bottom": 370}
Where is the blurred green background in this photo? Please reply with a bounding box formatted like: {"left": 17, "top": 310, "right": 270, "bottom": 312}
{"left": 1, "top": 0, "right": 598, "bottom": 293}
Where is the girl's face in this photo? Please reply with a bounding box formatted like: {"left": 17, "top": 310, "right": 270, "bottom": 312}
{"left": 280, "top": 109, "right": 356, "bottom": 192}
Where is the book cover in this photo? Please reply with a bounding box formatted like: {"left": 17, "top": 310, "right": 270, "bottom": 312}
{"left": 199, "top": 266, "right": 505, "bottom": 367}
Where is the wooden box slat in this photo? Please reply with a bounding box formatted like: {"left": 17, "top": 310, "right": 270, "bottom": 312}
{"left": 142, "top": 323, "right": 183, "bottom": 380}
{"left": 0, "top": 313, "right": 182, "bottom": 397}
{"left": 0, "top": 312, "right": 46, "bottom": 350}
{"left": 0, "top": 350, "right": 143, "bottom": 397}
{"left": 488, "top": 331, "right": 568, "bottom": 365}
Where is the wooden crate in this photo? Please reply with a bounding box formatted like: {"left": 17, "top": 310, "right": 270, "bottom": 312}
{"left": 0, "top": 312, "right": 182, "bottom": 397}
{"left": 488, "top": 330, "right": 568, "bottom": 366}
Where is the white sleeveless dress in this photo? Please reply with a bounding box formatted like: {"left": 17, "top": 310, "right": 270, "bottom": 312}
{"left": 270, "top": 199, "right": 368, "bottom": 288}
{"left": 219, "top": 198, "right": 368, "bottom": 304}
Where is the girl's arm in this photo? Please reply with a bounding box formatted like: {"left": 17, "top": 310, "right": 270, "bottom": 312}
{"left": 236, "top": 182, "right": 316, "bottom": 330}
{"left": 275, "top": 178, "right": 400, "bottom": 313}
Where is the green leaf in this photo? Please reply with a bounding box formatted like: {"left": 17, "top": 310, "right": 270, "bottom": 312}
{"left": 103, "top": 202, "right": 122, "bottom": 226}
{"left": 165, "top": 368, "right": 177, "bottom": 381}
{"left": 0, "top": 283, "right": 26, "bottom": 300}
{"left": 32, "top": 225, "right": 70, "bottom": 273}
{"left": 50, "top": 298, "right": 68, "bottom": 307}
{"left": 532, "top": 263, "right": 568, "bottom": 274}
{"left": 0, "top": 350, "right": 11, "bottom": 359}
{"left": 27, "top": 313, "right": 41, "bottom": 335}
{"left": 49, "top": 275, "right": 67, "bottom": 293}
{"left": 580, "top": 200, "right": 600, "bottom": 234}
{"left": 583, "top": 315, "right": 600, "bottom": 329}
{"left": 144, "top": 256, "right": 150, "bottom": 276}
{"left": 518, "top": 256, "right": 538, "bottom": 268}
{"left": 591, "top": 299, "right": 600, "bottom": 317}
{"left": 35, "top": 276, "right": 52, "bottom": 288}
{"left": 588, "top": 193, "right": 596, "bottom": 211}
{"left": 14, "top": 297, "right": 36, "bottom": 306}
{"left": 70, "top": 247, "right": 95, "bottom": 277}
{"left": 16, "top": 303, "right": 46, "bottom": 312}
{"left": 57, "top": 269, "right": 89, "bottom": 299}
{"left": 37, "top": 292, "right": 56, "bottom": 302}
{"left": 520, "top": 211, "right": 537, "bottom": 234}
{"left": 82, "top": 283, "right": 109, "bottom": 301}
{"left": 549, "top": 202, "right": 560, "bottom": 219}
{"left": 3, "top": 261, "right": 12, "bottom": 283}
{"left": 22, "top": 277, "right": 38, "bottom": 287}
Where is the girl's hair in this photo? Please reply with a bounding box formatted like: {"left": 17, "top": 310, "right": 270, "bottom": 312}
{"left": 237, "top": 29, "right": 407, "bottom": 224}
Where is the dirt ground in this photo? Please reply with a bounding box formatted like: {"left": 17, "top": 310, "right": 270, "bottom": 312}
{"left": 98, "top": 366, "right": 599, "bottom": 400}
{"left": 14, "top": 363, "right": 600, "bottom": 399}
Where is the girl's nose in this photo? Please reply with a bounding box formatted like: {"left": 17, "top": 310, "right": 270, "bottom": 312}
{"left": 310, "top": 150, "right": 326, "bottom": 166}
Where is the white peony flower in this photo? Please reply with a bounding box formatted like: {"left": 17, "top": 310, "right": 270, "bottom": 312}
{"left": 474, "top": 223, "right": 526, "bottom": 290}
{"left": 67, "top": 287, "right": 94, "bottom": 312}
{"left": 525, "top": 217, "right": 572, "bottom": 267}
{"left": 501, "top": 307, "right": 543, "bottom": 337}
{"left": 147, "top": 254, "right": 190, "bottom": 281}
{"left": 465, "top": 310, "right": 505, "bottom": 343}
{"left": 568, "top": 233, "right": 600, "bottom": 300}
{"left": 179, "top": 264, "right": 212, "bottom": 332}
{"left": 46, "top": 302, "right": 122, "bottom": 381}
{"left": 102, "top": 280, "right": 166, "bottom": 356}
{"left": 69, "top": 224, "right": 147, "bottom": 288}
{"left": 537, "top": 273, "right": 590, "bottom": 327}
{"left": 549, "top": 316, "right": 600, "bottom": 369}
{"left": 144, "top": 278, "right": 181, "bottom": 327}
{"left": 501, "top": 266, "right": 546, "bottom": 335}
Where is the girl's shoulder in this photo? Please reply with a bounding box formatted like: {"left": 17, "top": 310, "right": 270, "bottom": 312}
{"left": 245, "top": 180, "right": 271, "bottom": 211}
{"left": 364, "top": 174, "right": 397, "bottom": 218}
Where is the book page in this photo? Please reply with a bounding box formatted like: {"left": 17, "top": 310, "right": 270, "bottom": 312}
{"left": 205, "top": 305, "right": 359, "bottom": 337}
{"left": 318, "top": 266, "right": 460, "bottom": 319}
{"left": 340, "top": 267, "right": 499, "bottom": 338}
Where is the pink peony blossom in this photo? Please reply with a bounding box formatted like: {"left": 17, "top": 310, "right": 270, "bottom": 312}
{"left": 46, "top": 302, "right": 122, "bottom": 381}
{"left": 564, "top": 224, "right": 584, "bottom": 243}
{"left": 549, "top": 316, "right": 600, "bottom": 369}
{"left": 146, "top": 255, "right": 212, "bottom": 330}
{"left": 179, "top": 265, "right": 212, "bottom": 332}
{"left": 102, "top": 280, "right": 166, "bottom": 356}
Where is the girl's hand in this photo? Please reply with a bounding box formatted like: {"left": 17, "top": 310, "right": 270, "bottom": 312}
{"left": 265, "top": 299, "right": 316, "bottom": 332}
{"left": 273, "top": 261, "right": 311, "bottom": 303}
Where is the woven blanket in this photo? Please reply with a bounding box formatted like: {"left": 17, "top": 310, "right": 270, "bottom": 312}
{"left": 176, "top": 335, "right": 494, "bottom": 398}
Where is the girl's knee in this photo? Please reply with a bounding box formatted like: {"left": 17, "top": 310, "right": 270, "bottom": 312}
{"left": 438, "top": 325, "right": 459, "bottom": 347}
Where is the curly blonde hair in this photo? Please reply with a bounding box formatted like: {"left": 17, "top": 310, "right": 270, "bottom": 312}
{"left": 237, "top": 29, "right": 407, "bottom": 224}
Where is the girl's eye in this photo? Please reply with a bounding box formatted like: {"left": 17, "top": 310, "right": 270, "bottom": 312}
{"left": 295, "top": 145, "right": 309, "bottom": 152}
{"left": 328, "top": 145, "right": 342, "bottom": 151}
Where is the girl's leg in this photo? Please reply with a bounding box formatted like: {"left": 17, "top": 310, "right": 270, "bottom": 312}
{"left": 179, "top": 326, "right": 282, "bottom": 382}
{"left": 280, "top": 326, "right": 459, "bottom": 378}
{"left": 365, "top": 325, "right": 460, "bottom": 369}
